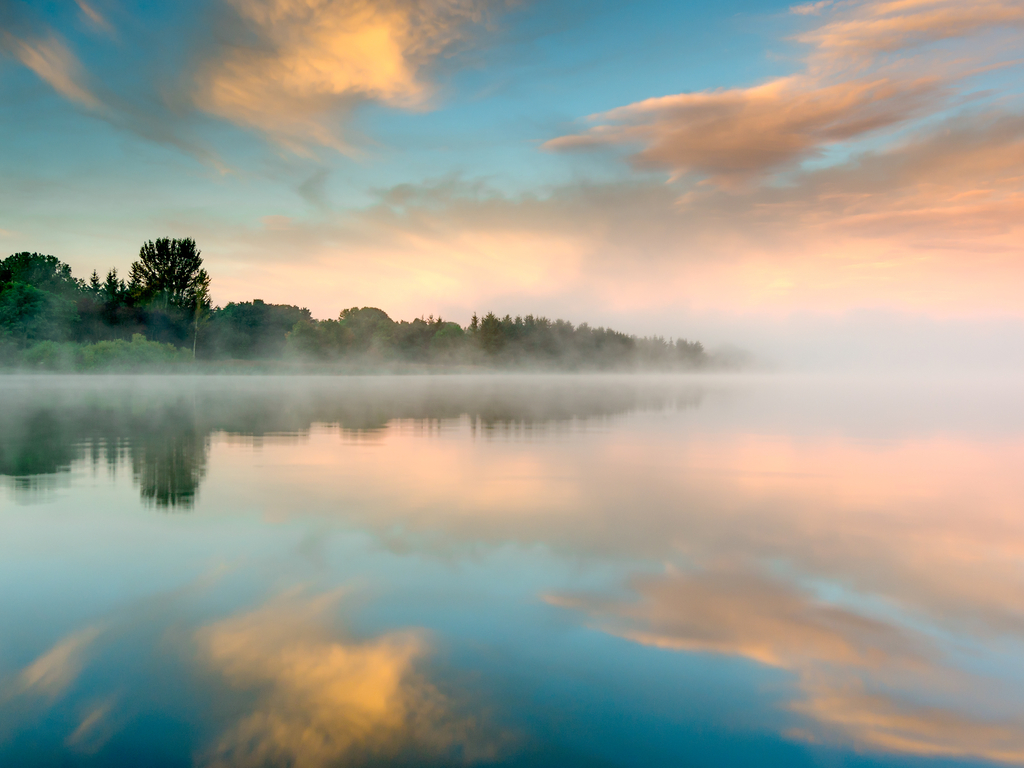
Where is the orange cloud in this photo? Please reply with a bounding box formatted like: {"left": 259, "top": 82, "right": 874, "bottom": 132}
{"left": 193, "top": 0, "right": 496, "bottom": 152}
{"left": 546, "top": 75, "right": 943, "bottom": 186}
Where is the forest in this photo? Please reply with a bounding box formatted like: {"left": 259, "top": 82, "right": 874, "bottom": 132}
{"left": 0, "top": 240, "right": 708, "bottom": 371}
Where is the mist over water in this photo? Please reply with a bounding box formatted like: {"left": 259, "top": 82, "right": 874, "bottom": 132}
{"left": 3, "top": 373, "right": 1024, "bottom": 767}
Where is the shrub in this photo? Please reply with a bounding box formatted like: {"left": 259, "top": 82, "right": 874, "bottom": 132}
{"left": 76, "top": 334, "right": 192, "bottom": 370}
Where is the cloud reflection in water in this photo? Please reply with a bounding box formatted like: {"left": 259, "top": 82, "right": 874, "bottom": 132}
{"left": 197, "top": 590, "right": 502, "bottom": 768}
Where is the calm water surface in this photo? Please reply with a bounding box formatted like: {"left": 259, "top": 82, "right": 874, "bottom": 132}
{"left": 2, "top": 374, "right": 1024, "bottom": 767}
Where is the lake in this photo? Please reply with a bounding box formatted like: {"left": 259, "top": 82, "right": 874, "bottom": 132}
{"left": 2, "top": 373, "right": 1024, "bottom": 767}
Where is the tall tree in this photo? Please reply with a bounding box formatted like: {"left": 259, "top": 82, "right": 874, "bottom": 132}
{"left": 129, "top": 238, "right": 210, "bottom": 314}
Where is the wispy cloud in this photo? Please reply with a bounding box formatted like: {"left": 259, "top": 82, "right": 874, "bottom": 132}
{"left": 791, "top": 1, "right": 832, "bottom": 16}
{"left": 0, "top": 31, "right": 101, "bottom": 109}
{"left": 74, "top": 0, "right": 114, "bottom": 35}
{"left": 0, "top": 22, "right": 225, "bottom": 169}
{"left": 801, "top": 0, "right": 1024, "bottom": 66}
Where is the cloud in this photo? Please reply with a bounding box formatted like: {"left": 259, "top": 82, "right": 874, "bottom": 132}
{"left": 74, "top": 0, "right": 114, "bottom": 35}
{"left": 0, "top": 31, "right": 101, "bottom": 109}
{"left": 0, "top": 22, "right": 225, "bottom": 169}
{"left": 546, "top": 75, "right": 944, "bottom": 186}
{"left": 193, "top": 0, "right": 501, "bottom": 152}
{"left": 547, "top": 0, "right": 1024, "bottom": 187}
{"left": 791, "top": 1, "right": 832, "bottom": 16}
{"left": 199, "top": 137, "right": 1024, "bottom": 321}
{"left": 196, "top": 590, "right": 501, "bottom": 767}
{"left": 800, "top": 0, "right": 1024, "bottom": 65}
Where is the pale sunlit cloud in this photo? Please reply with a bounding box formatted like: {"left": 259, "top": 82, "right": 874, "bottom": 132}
{"left": 193, "top": 0, "right": 499, "bottom": 153}
{"left": 0, "top": 31, "right": 101, "bottom": 109}
{"left": 74, "top": 0, "right": 114, "bottom": 35}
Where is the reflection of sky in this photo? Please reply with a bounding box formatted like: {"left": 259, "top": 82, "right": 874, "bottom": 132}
{"left": 3, "top": 375, "right": 1024, "bottom": 766}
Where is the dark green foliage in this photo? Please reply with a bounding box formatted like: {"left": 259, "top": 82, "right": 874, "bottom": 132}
{"left": 19, "top": 335, "right": 193, "bottom": 371}
{"left": 283, "top": 307, "right": 708, "bottom": 370}
{"left": 0, "top": 253, "right": 82, "bottom": 346}
{"left": 430, "top": 322, "right": 465, "bottom": 356}
{"left": 0, "top": 282, "right": 79, "bottom": 344}
{"left": 0, "top": 252, "right": 83, "bottom": 298}
{"left": 0, "top": 240, "right": 214, "bottom": 352}
{"left": 126, "top": 238, "right": 211, "bottom": 345}
{"left": 201, "top": 299, "right": 312, "bottom": 359}
{"left": 479, "top": 312, "right": 505, "bottom": 354}
{"left": 129, "top": 238, "right": 210, "bottom": 314}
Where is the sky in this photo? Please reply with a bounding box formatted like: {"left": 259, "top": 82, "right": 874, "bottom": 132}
{"left": 1, "top": 0, "right": 1023, "bottom": 367}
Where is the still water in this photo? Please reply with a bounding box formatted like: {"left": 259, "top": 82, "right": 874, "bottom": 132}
{"left": 2, "top": 374, "right": 1024, "bottom": 767}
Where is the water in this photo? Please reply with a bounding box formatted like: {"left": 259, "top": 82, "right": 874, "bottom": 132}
{"left": 2, "top": 373, "right": 1024, "bottom": 767}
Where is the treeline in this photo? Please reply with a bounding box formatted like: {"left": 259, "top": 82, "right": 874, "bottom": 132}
{"left": 1, "top": 242, "right": 707, "bottom": 370}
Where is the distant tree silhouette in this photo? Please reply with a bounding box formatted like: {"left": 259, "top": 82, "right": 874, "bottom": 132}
{"left": 479, "top": 312, "right": 505, "bottom": 354}
{"left": 2, "top": 244, "right": 711, "bottom": 369}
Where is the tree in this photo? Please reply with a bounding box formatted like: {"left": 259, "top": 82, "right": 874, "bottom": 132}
{"left": 478, "top": 312, "right": 505, "bottom": 354}
{"left": 129, "top": 238, "right": 210, "bottom": 314}
{"left": 103, "top": 268, "right": 125, "bottom": 302}
{"left": 0, "top": 252, "right": 82, "bottom": 298}
{"left": 192, "top": 281, "right": 210, "bottom": 359}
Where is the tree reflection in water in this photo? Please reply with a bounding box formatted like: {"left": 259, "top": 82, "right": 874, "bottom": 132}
{"left": 0, "top": 375, "right": 704, "bottom": 509}
{"left": 130, "top": 403, "right": 208, "bottom": 509}
{"left": 0, "top": 394, "right": 209, "bottom": 509}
